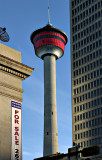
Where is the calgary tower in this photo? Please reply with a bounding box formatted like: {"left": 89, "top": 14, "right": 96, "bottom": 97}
{"left": 30, "top": 4, "right": 68, "bottom": 156}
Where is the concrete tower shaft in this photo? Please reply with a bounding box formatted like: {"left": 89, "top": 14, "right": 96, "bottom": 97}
{"left": 31, "top": 24, "right": 68, "bottom": 156}
{"left": 44, "top": 55, "right": 58, "bottom": 156}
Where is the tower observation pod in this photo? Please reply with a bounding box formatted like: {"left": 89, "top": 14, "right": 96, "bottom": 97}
{"left": 31, "top": 24, "right": 68, "bottom": 156}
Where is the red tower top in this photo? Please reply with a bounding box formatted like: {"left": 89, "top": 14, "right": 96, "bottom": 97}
{"left": 31, "top": 24, "right": 68, "bottom": 59}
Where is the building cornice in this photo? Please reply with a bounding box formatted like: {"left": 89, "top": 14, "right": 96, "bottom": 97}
{"left": 0, "top": 54, "right": 34, "bottom": 79}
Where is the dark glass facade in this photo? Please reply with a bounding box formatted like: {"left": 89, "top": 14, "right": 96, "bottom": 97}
{"left": 70, "top": 0, "right": 102, "bottom": 154}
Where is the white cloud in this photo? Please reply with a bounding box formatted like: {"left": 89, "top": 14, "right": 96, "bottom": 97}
{"left": 59, "top": 144, "right": 72, "bottom": 154}
{"left": 33, "top": 152, "right": 43, "bottom": 159}
{"left": 22, "top": 95, "right": 43, "bottom": 115}
{"left": 23, "top": 74, "right": 44, "bottom": 91}
{"left": 57, "top": 89, "right": 71, "bottom": 99}
{"left": 23, "top": 151, "right": 33, "bottom": 156}
{"left": 26, "top": 103, "right": 43, "bottom": 115}
{"left": 23, "top": 151, "right": 42, "bottom": 158}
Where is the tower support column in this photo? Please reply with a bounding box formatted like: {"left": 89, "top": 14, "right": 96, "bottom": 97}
{"left": 43, "top": 55, "right": 58, "bottom": 156}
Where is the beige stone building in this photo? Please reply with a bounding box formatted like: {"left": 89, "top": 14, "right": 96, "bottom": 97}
{"left": 0, "top": 43, "right": 33, "bottom": 160}
{"left": 70, "top": 0, "right": 102, "bottom": 159}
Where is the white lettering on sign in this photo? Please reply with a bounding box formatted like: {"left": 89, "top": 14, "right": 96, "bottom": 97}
{"left": 11, "top": 101, "right": 22, "bottom": 160}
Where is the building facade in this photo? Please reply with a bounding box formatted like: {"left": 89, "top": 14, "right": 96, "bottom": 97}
{"left": 70, "top": 0, "right": 102, "bottom": 155}
{"left": 0, "top": 43, "right": 33, "bottom": 160}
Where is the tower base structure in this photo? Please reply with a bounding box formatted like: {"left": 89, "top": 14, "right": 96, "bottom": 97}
{"left": 0, "top": 43, "right": 33, "bottom": 160}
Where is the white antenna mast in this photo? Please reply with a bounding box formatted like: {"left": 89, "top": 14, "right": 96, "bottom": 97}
{"left": 48, "top": 0, "right": 51, "bottom": 24}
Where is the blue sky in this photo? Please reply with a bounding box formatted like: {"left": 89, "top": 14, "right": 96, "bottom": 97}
{"left": 0, "top": 0, "right": 72, "bottom": 159}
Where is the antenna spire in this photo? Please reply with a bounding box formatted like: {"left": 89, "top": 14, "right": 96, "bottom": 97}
{"left": 48, "top": 0, "right": 50, "bottom": 24}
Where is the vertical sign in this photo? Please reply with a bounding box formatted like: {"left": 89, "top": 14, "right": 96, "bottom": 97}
{"left": 11, "top": 101, "right": 22, "bottom": 160}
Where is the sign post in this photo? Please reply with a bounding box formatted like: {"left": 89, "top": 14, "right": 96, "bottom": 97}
{"left": 11, "top": 101, "right": 22, "bottom": 160}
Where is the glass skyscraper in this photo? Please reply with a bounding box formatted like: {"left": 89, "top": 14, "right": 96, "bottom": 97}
{"left": 70, "top": 0, "right": 102, "bottom": 157}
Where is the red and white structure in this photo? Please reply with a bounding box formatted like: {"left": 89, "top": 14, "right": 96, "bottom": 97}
{"left": 31, "top": 24, "right": 68, "bottom": 156}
